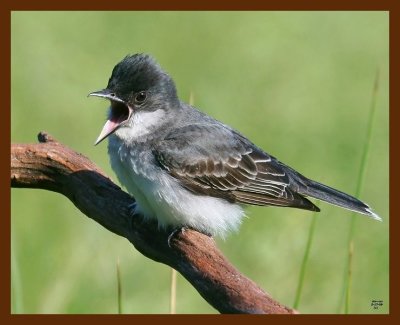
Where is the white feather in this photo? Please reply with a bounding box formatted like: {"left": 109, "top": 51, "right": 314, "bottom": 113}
{"left": 114, "top": 109, "right": 166, "bottom": 141}
{"left": 108, "top": 110, "right": 245, "bottom": 238}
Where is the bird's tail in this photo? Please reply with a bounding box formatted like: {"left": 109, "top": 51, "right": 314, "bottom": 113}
{"left": 299, "top": 180, "right": 382, "bottom": 221}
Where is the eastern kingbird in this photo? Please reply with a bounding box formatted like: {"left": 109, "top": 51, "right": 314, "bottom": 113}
{"left": 89, "top": 53, "right": 381, "bottom": 237}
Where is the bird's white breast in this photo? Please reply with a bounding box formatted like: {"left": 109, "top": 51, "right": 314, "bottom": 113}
{"left": 107, "top": 135, "right": 244, "bottom": 238}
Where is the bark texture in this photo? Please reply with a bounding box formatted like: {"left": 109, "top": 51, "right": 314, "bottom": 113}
{"left": 11, "top": 132, "right": 297, "bottom": 314}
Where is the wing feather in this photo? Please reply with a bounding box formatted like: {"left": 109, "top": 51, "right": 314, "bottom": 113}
{"left": 154, "top": 125, "right": 319, "bottom": 211}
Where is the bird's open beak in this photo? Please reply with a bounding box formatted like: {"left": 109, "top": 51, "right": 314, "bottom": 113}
{"left": 88, "top": 89, "right": 133, "bottom": 145}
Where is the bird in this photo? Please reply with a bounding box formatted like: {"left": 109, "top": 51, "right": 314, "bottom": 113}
{"left": 88, "top": 53, "right": 381, "bottom": 238}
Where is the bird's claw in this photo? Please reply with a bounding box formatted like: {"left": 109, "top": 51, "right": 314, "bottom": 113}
{"left": 128, "top": 201, "right": 138, "bottom": 217}
{"left": 167, "top": 226, "right": 188, "bottom": 248}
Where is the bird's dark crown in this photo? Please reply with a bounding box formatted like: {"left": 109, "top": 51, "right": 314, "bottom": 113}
{"left": 106, "top": 53, "right": 178, "bottom": 103}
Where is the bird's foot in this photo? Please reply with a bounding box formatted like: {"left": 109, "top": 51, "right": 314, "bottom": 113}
{"left": 128, "top": 201, "right": 138, "bottom": 217}
{"left": 167, "top": 226, "right": 212, "bottom": 247}
{"left": 167, "top": 226, "right": 189, "bottom": 248}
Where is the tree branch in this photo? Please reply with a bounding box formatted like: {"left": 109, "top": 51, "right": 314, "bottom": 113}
{"left": 11, "top": 132, "right": 297, "bottom": 314}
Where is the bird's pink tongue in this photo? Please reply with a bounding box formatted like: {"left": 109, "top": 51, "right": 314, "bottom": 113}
{"left": 95, "top": 116, "right": 123, "bottom": 145}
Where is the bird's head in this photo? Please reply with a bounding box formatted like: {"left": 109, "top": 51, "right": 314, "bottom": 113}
{"left": 89, "top": 53, "right": 178, "bottom": 145}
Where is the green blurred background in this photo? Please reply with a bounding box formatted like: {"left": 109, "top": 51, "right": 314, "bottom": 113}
{"left": 11, "top": 11, "right": 388, "bottom": 314}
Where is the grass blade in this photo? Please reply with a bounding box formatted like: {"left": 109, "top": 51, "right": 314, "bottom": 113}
{"left": 11, "top": 232, "right": 24, "bottom": 313}
{"left": 345, "top": 241, "right": 354, "bottom": 313}
{"left": 169, "top": 268, "right": 177, "bottom": 314}
{"left": 293, "top": 204, "right": 319, "bottom": 310}
{"left": 339, "top": 69, "right": 380, "bottom": 313}
{"left": 116, "top": 257, "right": 122, "bottom": 314}
{"left": 168, "top": 91, "right": 195, "bottom": 315}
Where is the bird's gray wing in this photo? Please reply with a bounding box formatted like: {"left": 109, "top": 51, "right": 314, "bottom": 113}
{"left": 154, "top": 124, "right": 319, "bottom": 211}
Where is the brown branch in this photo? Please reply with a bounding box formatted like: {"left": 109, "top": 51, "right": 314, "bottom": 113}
{"left": 11, "top": 132, "right": 297, "bottom": 314}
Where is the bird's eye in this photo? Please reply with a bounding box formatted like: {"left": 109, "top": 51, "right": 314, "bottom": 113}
{"left": 135, "top": 91, "right": 147, "bottom": 104}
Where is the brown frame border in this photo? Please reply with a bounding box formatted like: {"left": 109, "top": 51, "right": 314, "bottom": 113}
{"left": 2, "top": 0, "right": 396, "bottom": 323}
